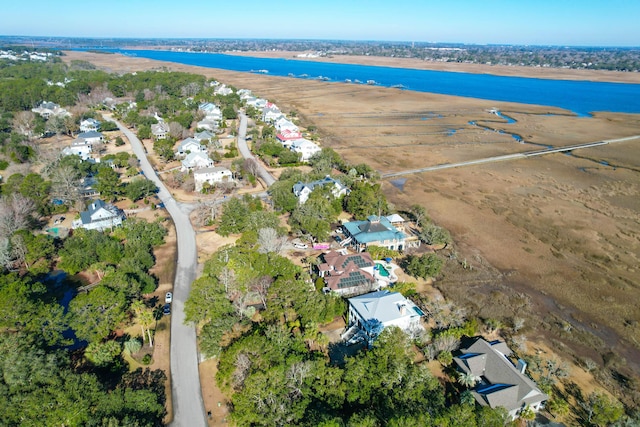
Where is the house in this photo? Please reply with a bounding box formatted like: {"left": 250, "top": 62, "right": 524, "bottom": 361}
{"left": 79, "top": 118, "right": 101, "bottom": 133}
{"left": 262, "top": 102, "right": 282, "bottom": 123}
{"left": 292, "top": 176, "right": 349, "bottom": 204}
{"left": 346, "top": 290, "right": 424, "bottom": 346}
{"left": 76, "top": 131, "right": 104, "bottom": 145}
{"left": 453, "top": 338, "right": 548, "bottom": 419}
{"left": 290, "top": 139, "right": 321, "bottom": 162}
{"left": 181, "top": 152, "right": 214, "bottom": 172}
{"left": 72, "top": 199, "right": 125, "bottom": 231}
{"left": 318, "top": 251, "right": 377, "bottom": 296}
{"left": 342, "top": 215, "right": 407, "bottom": 252}
{"left": 245, "top": 97, "right": 267, "bottom": 109}
{"left": 274, "top": 116, "right": 299, "bottom": 133}
{"left": 276, "top": 129, "right": 303, "bottom": 146}
{"left": 386, "top": 214, "right": 406, "bottom": 232}
{"left": 151, "top": 122, "right": 170, "bottom": 140}
{"left": 61, "top": 135, "right": 94, "bottom": 160}
{"left": 194, "top": 130, "right": 216, "bottom": 142}
{"left": 196, "top": 118, "right": 219, "bottom": 132}
{"left": 198, "top": 102, "right": 223, "bottom": 121}
{"left": 175, "top": 137, "right": 206, "bottom": 158}
{"left": 214, "top": 84, "right": 234, "bottom": 96}
{"left": 194, "top": 167, "right": 234, "bottom": 191}
{"left": 32, "top": 101, "right": 70, "bottom": 119}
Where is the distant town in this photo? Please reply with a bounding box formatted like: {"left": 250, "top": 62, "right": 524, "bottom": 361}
{"left": 2, "top": 35, "right": 640, "bottom": 72}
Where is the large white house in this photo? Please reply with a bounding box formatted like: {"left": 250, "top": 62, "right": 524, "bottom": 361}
{"left": 175, "top": 137, "right": 206, "bottom": 158}
{"left": 72, "top": 200, "right": 125, "bottom": 231}
{"left": 76, "top": 131, "right": 104, "bottom": 145}
{"left": 194, "top": 167, "right": 234, "bottom": 191}
{"left": 181, "top": 152, "right": 214, "bottom": 171}
{"left": 151, "top": 122, "right": 170, "bottom": 140}
{"left": 290, "top": 138, "right": 321, "bottom": 162}
{"left": 32, "top": 101, "right": 70, "bottom": 119}
{"left": 345, "top": 290, "right": 424, "bottom": 346}
{"left": 79, "top": 118, "right": 101, "bottom": 133}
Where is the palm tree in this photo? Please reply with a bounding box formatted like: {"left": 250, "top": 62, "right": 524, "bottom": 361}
{"left": 139, "top": 310, "right": 155, "bottom": 348}
{"left": 130, "top": 299, "right": 147, "bottom": 343}
{"left": 457, "top": 371, "right": 481, "bottom": 388}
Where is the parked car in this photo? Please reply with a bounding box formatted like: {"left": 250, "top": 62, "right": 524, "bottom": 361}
{"left": 165, "top": 292, "right": 173, "bottom": 303}
{"left": 163, "top": 304, "right": 171, "bottom": 316}
{"left": 293, "top": 242, "right": 309, "bottom": 249}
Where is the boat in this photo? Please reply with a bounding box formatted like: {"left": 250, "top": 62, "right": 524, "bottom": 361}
{"left": 366, "top": 80, "right": 377, "bottom": 85}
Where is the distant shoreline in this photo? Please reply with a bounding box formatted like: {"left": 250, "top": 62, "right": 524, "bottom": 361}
{"left": 111, "top": 46, "right": 640, "bottom": 84}
{"left": 224, "top": 50, "right": 640, "bottom": 84}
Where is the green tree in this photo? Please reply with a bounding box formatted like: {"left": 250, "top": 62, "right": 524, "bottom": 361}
{"left": 68, "top": 285, "right": 127, "bottom": 343}
{"left": 344, "top": 181, "right": 388, "bottom": 220}
{"left": 84, "top": 340, "right": 122, "bottom": 366}
{"left": 403, "top": 253, "right": 444, "bottom": 280}
{"left": 125, "top": 178, "right": 158, "bottom": 201}
{"left": 95, "top": 165, "right": 122, "bottom": 201}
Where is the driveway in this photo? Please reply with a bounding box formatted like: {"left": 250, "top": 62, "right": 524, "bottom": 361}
{"left": 110, "top": 119, "right": 207, "bottom": 427}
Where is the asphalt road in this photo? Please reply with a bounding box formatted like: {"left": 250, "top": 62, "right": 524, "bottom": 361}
{"left": 110, "top": 119, "right": 207, "bottom": 427}
{"left": 237, "top": 113, "right": 276, "bottom": 187}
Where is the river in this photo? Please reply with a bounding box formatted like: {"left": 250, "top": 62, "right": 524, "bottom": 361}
{"left": 96, "top": 48, "right": 640, "bottom": 116}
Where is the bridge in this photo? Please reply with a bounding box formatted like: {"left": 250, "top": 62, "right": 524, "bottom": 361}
{"left": 380, "top": 135, "right": 640, "bottom": 178}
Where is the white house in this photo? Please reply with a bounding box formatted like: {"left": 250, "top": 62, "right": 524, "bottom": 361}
{"left": 346, "top": 290, "right": 424, "bottom": 346}
{"left": 276, "top": 129, "right": 303, "bottom": 145}
{"left": 175, "top": 137, "right": 206, "bottom": 158}
{"left": 194, "top": 167, "right": 234, "bottom": 191}
{"left": 274, "top": 116, "right": 299, "bottom": 133}
{"left": 214, "top": 85, "right": 234, "bottom": 96}
{"left": 32, "top": 101, "right": 70, "bottom": 119}
{"left": 76, "top": 131, "right": 104, "bottom": 145}
{"left": 181, "top": 152, "right": 214, "bottom": 172}
{"left": 290, "top": 139, "right": 321, "bottom": 162}
{"left": 194, "top": 130, "right": 216, "bottom": 142}
{"left": 151, "top": 122, "right": 170, "bottom": 140}
{"left": 453, "top": 338, "right": 548, "bottom": 419}
{"left": 196, "top": 118, "right": 219, "bottom": 132}
{"left": 262, "top": 102, "right": 282, "bottom": 123}
{"left": 72, "top": 200, "right": 125, "bottom": 231}
{"left": 79, "top": 118, "right": 101, "bottom": 133}
{"left": 198, "top": 102, "right": 223, "bottom": 122}
{"left": 61, "top": 144, "right": 92, "bottom": 161}
{"left": 292, "top": 176, "right": 349, "bottom": 204}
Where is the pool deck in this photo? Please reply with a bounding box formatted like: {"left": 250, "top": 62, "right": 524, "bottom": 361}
{"left": 373, "top": 261, "right": 399, "bottom": 286}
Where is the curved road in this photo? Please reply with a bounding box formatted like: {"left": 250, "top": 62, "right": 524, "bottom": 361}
{"left": 237, "top": 113, "right": 276, "bottom": 187}
{"left": 111, "top": 119, "right": 206, "bottom": 427}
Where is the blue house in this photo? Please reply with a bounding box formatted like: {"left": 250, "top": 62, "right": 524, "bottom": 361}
{"left": 341, "top": 215, "right": 407, "bottom": 252}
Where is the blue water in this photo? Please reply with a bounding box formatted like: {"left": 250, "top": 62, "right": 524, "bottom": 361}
{"left": 101, "top": 49, "right": 640, "bottom": 116}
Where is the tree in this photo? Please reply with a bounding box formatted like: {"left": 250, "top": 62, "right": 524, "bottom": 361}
{"left": 408, "top": 204, "right": 429, "bottom": 228}
{"left": 420, "top": 223, "right": 451, "bottom": 246}
{"left": 139, "top": 309, "right": 155, "bottom": 348}
{"left": 49, "top": 162, "right": 82, "bottom": 207}
{"left": 582, "top": 392, "right": 624, "bottom": 426}
{"left": 257, "top": 227, "right": 287, "bottom": 256}
{"left": 68, "top": 285, "right": 127, "bottom": 343}
{"left": 125, "top": 178, "right": 158, "bottom": 201}
{"left": 0, "top": 193, "right": 37, "bottom": 238}
{"left": 403, "top": 253, "right": 444, "bottom": 280}
{"left": 12, "top": 110, "right": 37, "bottom": 138}
{"left": 84, "top": 340, "right": 122, "bottom": 366}
{"left": 124, "top": 337, "right": 143, "bottom": 355}
{"left": 95, "top": 165, "right": 122, "bottom": 201}
{"left": 457, "top": 371, "right": 480, "bottom": 388}
{"left": 344, "top": 181, "right": 388, "bottom": 220}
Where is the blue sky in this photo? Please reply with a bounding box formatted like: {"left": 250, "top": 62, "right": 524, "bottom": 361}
{"left": 2, "top": 0, "right": 639, "bottom": 46}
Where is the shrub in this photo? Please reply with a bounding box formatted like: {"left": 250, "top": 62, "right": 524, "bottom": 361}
{"left": 141, "top": 354, "right": 153, "bottom": 365}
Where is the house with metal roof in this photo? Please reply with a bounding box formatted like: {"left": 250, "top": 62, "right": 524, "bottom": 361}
{"left": 80, "top": 118, "right": 101, "bottom": 133}
{"left": 175, "top": 137, "right": 206, "bottom": 158}
{"left": 341, "top": 215, "right": 407, "bottom": 252}
{"left": 72, "top": 199, "right": 125, "bottom": 231}
{"left": 292, "top": 176, "right": 349, "bottom": 204}
{"left": 181, "top": 152, "right": 214, "bottom": 172}
{"left": 453, "top": 338, "right": 548, "bottom": 419}
{"left": 346, "top": 290, "right": 424, "bottom": 346}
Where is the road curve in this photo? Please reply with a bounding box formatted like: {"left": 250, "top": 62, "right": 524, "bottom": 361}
{"left": 110, "top": 119, "right": 207, "bottom": 427}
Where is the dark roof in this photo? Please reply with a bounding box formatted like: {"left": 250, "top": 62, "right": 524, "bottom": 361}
{"left": 453, "top": 338, "right": 548, "bottom": 412}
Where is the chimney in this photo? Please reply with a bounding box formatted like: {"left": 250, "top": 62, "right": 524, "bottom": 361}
{"left": 516, "top": 359, "right": 527, "bottom": 374}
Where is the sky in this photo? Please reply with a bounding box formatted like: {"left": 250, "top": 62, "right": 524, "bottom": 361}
{"left": 2, "top": 0, "right": 639, "bottom": 47}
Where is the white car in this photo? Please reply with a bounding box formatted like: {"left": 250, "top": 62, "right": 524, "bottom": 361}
{"left": 165, "top": 292, "right": 173, "bottom": 303}
{"left": 293, "top": 243, "right": 309, "bottom": 249}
